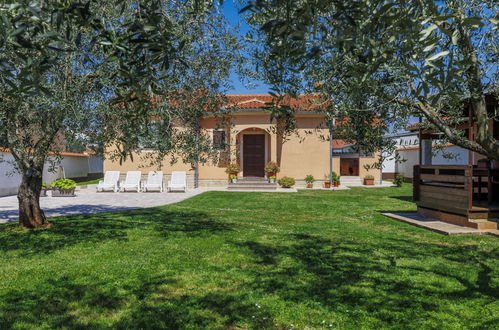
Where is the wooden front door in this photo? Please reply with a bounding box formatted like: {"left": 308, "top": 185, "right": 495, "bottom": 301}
{"left": 243, "top": 134, "right": 265, "bottom": 177}
{"left": 340, "top": 158, "right": 359, "bottom": 176}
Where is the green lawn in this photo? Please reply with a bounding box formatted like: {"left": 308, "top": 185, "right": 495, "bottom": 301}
{"left": 1, "top": 185, "right": 498, "bottom": 329}
{"left": 76, "top": 177, "right": 102, "bottom": 186}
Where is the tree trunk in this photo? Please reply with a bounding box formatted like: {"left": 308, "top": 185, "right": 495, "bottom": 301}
{"left": 17, "top": 167, "right": 49, "bottom": 229}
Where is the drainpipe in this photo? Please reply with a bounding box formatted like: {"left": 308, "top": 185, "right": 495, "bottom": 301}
{"left": 329, "top": 118, "right": 334, "bottom": 188}
{"left": 194, "top": 123, "right": 200, "bottom": 189}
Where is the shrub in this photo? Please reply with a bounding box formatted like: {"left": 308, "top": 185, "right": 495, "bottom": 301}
{"left": 304, "top": 174, "right": 315, "bottom": 184}
{"left": 331, "top": 171, "right": 340, "bottom": 183}
{"left": 225, "top": 163, "right": 240, "bottom": 174}
{"left": 41, "top": 182, "right": 48, "bottom": 189}
{"left": 364, "top": 174, "right": 374, "bottom": 179}
{"left": 394, "top": 174, "right": 405, "bottom": 187}
{"left": 50, "top": 179, "right": 76, "bottom": 190}
{"left": 278, "top": 176, "right": 295, "bottom": 188}
{"left": 229, "top": 174, "right": 237, "bottom": 180}
{"left": 264, "top": 161, "right": 280, "bottom": 174}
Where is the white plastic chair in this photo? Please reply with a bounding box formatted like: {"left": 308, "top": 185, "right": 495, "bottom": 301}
{"left": 143, "top": 171, "right": 163, "bottom": 192}
{"left": 97, "top": 171, "right": 120, "bottom": 192}
{"left": 120, "top": 171, "right": 142, "bottom": 192}
{"left": 168, "top": 171, "right": 187, "bottom": 192}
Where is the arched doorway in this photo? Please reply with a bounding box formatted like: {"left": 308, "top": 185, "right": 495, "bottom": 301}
{"left": 238, "top": 128, "right": 270, "bottom": 177}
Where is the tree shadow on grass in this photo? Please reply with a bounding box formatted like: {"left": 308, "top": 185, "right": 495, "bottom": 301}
{"left": 0, "top": 274, "right": 274, "bottom": 329}
{"left": 0, "top": 276, "right": 127, "bottom": 329}
{"left": 390, "top": 195, "right": 415, "bottom": 203}
{"left": 0, "top": 207, "right": 231, "bottom": 256}
{"left": 237, "top": 233, "right": 499, "bottom": 327}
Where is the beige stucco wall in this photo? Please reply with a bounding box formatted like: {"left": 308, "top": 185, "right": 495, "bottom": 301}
{"left": 103, "top": 112, "right": 379, "bottom": 182}
{"left": 359, "top": 153, "right": 380, "bottom": 180}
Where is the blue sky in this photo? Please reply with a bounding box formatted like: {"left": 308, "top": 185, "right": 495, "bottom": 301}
{"left": 221, "top": 1, "right": 271, "bottom": 94}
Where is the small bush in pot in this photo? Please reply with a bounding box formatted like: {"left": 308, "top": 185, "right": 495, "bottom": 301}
{"left": 305, "top": 175, "right": 314, "bottom": 188}
{"left": 394, "top": 174, "right": 405, "bottom": 187}
{"left": 278, "top": 176, "right": 295, "bottom": 188}
{"left": 331, "top": 171, "right": 340, "bottom": 187}
{"left": 51, "top": 179, "right": 77, "bottom": 197}
{"left": 364, "top": 174, "right": 375, "bottom": 185}
{"left": 229, "top": 174, "right": 237, "bottom": 183}
{"left": 225, "top": 163, "right": 240, "bottom": 176}
{"left": 268, "top": 175, "right": 276, "bottom": 183}
{"left": 264, "top": 161, "right": 280, "bottom": 177}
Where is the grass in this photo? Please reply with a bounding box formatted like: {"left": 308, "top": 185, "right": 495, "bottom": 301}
{"left": 76, "top": 177, "right": 102, "bottom": 186}
{"left": 0, "top": 185, "right": 498, "bottom": 328}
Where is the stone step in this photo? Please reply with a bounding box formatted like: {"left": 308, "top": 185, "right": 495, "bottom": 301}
{"left": 231, "top": 181, "right": 274, "bottom": 185}
{"left": 227, "top": 185, "right": 277, "bottom": 190}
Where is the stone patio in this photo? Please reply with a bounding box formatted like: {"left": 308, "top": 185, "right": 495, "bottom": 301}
{"left": 0, "top": 185, "right": 297, "bottom": 223}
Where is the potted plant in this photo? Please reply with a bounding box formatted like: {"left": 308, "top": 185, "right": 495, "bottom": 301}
{"left": 477, "top": 158, "right": 490, "bottom": 168}
{"left": 40, "top": 182, "right": 48, "bottom": 197}
{"left": 324, "top": 181, "right": 331, "bottom": 188}
{"left": 51, "top": 178, "right": 77, "bottom": 197}
{"left": 305, "top": 174, "right": 315, "bottom": 188}
{"left": 229, "top": 174, "right": 237, "bottom": 183}
{"left": 332, "top": 171, "right": 340, "bottom": 187}
{"left": 364, "top": 174, "right": 375, "bottom": 185}
{"left": 225, "top": 163, "right": 240, "bottom": 180}
{"left": 268, "top": 175, "right": 276, "bottom": 183}
{"left": 278, "top": 176, "right": 295, "bottom": 188}
{"left": 264, "top": 161, "right": 280, "bottom": 180}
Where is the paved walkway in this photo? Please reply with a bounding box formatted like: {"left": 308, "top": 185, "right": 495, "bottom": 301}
{"left": 0, "top": 185, "right": 298, "bottom": 223}
{"left": 0, "top": 186, "right": 220, "bottom": 223}
{"left": 383, "top": 212, "right": 499, "bottom": 237}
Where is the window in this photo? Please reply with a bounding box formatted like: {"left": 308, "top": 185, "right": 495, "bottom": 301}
{"left": 213, "top": 130, "right": 226, "bottom": 150}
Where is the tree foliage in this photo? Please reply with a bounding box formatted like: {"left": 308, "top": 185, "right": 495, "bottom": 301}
{"left": 0, "top": 0, "right": 240, "bottom": 228}
{"left": 242, "top": 0, "right": 498, "bottom": 158}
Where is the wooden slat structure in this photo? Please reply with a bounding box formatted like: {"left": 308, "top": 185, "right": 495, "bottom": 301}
{"left": 414, "top": 165, "right": 499, "bottom": 229}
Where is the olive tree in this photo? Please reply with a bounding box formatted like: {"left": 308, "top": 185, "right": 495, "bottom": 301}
{"left": 242, "top": 0, "right": 498, "bottom": 158}
{"left": 0, "top": 0, "right": 239, "bottom": 228}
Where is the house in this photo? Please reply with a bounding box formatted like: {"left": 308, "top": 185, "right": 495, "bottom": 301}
{"left": 103, "top": 94, "right": 381, "bottom": 187}
{"left": 412, "top": 94, "right": 498, "bottom": 229}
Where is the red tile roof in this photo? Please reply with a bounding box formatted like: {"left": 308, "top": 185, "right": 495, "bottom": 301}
{"left": 225, "top": 94, "right": 327, "bottom": 111}
{"left": 332, "top": 140, "right": 354, "bottom": 149}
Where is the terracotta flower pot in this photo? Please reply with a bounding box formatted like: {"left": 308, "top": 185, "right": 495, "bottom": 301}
{"left": 364, "top": 178, "right": 374, "bottom": 185}
{"left": 306, "top": 183, "right": 313, "bottom": 189}
{"left": 333, "top": 182, "right": 340, "bottom": 187}
{"left": 324, "top": 182, "right": 331, "bottom": 188}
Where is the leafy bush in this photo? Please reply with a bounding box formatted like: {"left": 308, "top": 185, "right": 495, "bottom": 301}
{"left": 264, "top": 161, "right": 280, "bottom": 174}
{"left": 225, "top": 163, "right": 240, "bottom": 174}
{"left": 364, "top": 174, "right": 374, "bottom": 179}
{"left": 331, "top": 171, "right": 340, "bottom": 183}
{"left": 394, "top": 174, "right": 405, "bottom": 187}
{"left": 304, "top": 174, "right": 315, "bottom": 184}
{"left": 41, "top": 182, "right": 48, "bottom": 189}
{"left": 50, "top": 179, "right": 76, "bottom": 190}
{"left": 278, "top": 176, "right": 295, "bottom": 188}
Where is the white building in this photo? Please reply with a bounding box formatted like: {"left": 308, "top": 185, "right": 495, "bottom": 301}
{"left": 383, "top": 131, "right": 470, "bottom": 180}
{"left": 0, "top": 150, "right": 103, "bottom": 197}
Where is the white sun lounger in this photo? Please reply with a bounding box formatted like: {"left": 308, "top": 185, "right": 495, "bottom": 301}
{"left": 120, "top": 171, "right": 142, "bottom": 192}
{"left": 143, "top": 171, "right": 164, "bottom": 192}
{"left": 168, "top": 171, "right": 187, "bottom": 192}
{"left": 97, "top": 171, "right": 120, "bottom": 192}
